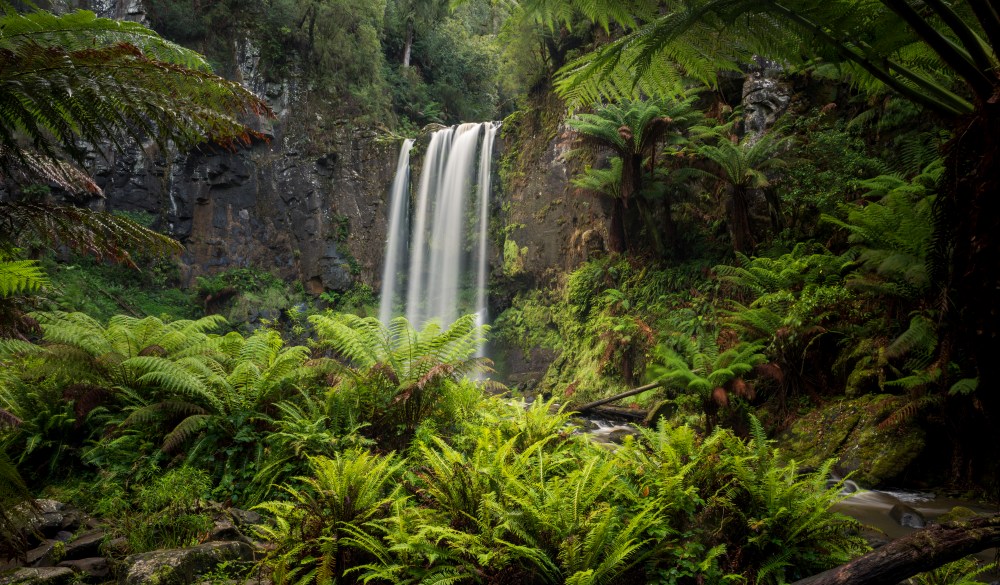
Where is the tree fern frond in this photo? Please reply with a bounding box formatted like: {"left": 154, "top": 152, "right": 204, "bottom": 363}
{"left": 161, "top": 413, "right": 211, "bottom": 453}
{"left": 0, "top": 260, "right": 47, "bottom": 297}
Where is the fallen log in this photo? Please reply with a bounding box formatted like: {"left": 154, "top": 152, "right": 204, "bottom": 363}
{"left": 587, "top": 405, "right": 647, "bottom": 421}
{"left": 792, "top": 514, "right": 1000, "bottom": 585}
{"left": 572, "top": 382, "right": 663, "bottom": 413}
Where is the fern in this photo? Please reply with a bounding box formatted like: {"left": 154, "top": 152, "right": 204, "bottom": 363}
{"left": 0, "top": 260, "right": 48, "bottom": 297}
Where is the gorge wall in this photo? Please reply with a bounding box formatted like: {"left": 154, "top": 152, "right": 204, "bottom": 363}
{"left": 78, "top": 0, "right": 400, "bottom": 294}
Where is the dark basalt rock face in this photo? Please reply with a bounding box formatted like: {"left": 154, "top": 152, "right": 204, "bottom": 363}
{"left": 77, "top": 0, "right": 399, "bottom": 296}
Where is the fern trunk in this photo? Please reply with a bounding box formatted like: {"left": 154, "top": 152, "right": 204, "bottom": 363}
{"left": 729, "top": 185, "right": 754, "bottom": 254}
{"left": 935, "top": 100, "right": 1000, "bottom": 484}
{"left": 609, "top": 197, "right": 627, "bottom": 254}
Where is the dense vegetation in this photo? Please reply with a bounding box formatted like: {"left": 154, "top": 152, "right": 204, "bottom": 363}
{"left": 2, "top": 0, "right": 1000, "bottom": 583}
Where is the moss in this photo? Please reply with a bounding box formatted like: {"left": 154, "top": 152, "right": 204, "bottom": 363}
{"left": 777, "top": 394, "right": 926, "bottom": 487}
{"left": 502, "top": 236, "right": 528, "bottom": 277}
{"left": 936, "top": 506, "right": 980, "bottom": 524}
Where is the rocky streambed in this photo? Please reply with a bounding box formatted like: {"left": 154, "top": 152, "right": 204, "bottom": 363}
{"left": 0, "top": 500, "right": 270, "bottom": 585}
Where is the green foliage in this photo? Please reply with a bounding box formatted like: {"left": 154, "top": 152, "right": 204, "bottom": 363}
{"left": 907, "top": 557, "right": 999, "bottom": 585}
{"left": 0, "top": 260, "right": 47, "bottom": 297}
{"left": 0, "top": 448, "right": 33, "bottom": 558}
{"left": 309, "top": 313, "right": 493, "bottom": 448}
{"left": 96, "top": 466, "right": 214, "bottom": 554}
{"left": 254, "top": 449, "right": 405, "bottom": 584}
{"left": 823, "top": 161, "right": 941, "bottom": 301}
{"left": 543, "top": 0, "right": 984, "bottom": 118}
{"left": 257, "top": 399, "right": 865, "bottom": 584}
{"left": 43, "top": 254, "right": 194, "bottom": 322}
{"left": 779, "top": 112, "right": 887, "bottom": 236}
{"left": 0, "top": 4, "right": 268, "bottom": 193}
{"left": 495, "top": 257, "right": 720, "bottom": 403}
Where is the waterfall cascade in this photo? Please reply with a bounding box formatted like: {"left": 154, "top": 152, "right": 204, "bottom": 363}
{"left": 378, "top": 122, "right": 499, "bottom": 339}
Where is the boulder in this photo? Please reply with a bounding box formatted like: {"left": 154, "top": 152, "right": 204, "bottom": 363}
{"left": 206, "top": 520, "right": 251, "bottom": 545}
{"left": 227, "top": 508, "right": 263, "bottom": 529}
{"left": 61, "top": 530, "right": 104, "bottom": 561}
{"left": 0, "top": 567, "right": 74, "bottom": 585}
{"left": 777, "top": 394, "right": 926, "bottom": 487}
{"left": 889, "top": 503, "right": 926, "bottom": 528}
{"left": 25, "top": 501, "right": 65, "bottom": 539}
{"left": 23, "top": 541, "right": 56, "bottom": 568}
{"left": 56, "top": 557, "right": 109, "bottom": 580}
{"left": 122, "top": 541, "right": 255, "bottom": 585}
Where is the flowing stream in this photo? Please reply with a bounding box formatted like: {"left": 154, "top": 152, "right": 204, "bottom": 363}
{"left": 379, "top": 123, "right": 499, "bottom": 340}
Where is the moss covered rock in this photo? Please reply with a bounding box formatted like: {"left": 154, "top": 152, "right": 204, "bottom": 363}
{"left": 776, "top": 394, "right": 925, "bottom": 487}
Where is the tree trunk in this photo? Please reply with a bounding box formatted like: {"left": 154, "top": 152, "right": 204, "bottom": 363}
{"left": 573, "top": 381, "right": 663, "bottom": 412}
{"left": 662, "top": 191, "right": 678, "bottom": 256}
{"left": 608, "top": 197, "right": 627, "bottom": 254}
{"left": 935, "top": 102, "right": 1000, "bottom": 483}
{"left": 729, "top": 185, "right": 754, "bottom": 254}
{"left": 791, "top": 514, "right": 1000, "bottom": 585}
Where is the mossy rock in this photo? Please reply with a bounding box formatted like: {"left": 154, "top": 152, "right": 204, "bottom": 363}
{"left": 936, "top": 506, "right": 980, "bottom": 524}
{"left": 776, "top": 394, "right": 925, "bottom": 488}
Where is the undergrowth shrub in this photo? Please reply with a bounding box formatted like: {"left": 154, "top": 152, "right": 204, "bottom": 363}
{"left": 255, "top": 400, "right": 866, "bottom": 584}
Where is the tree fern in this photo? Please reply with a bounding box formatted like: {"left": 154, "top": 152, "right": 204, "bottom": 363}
{"left": 0, "top": 260, "right": 47, "bottom": 297}
{"left": 0, "top": 4, "right": 270, "bottom": 191}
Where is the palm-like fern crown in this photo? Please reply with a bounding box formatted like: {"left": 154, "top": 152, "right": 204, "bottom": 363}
{"left": 567, "top": 99, "right": 676, "bottom": 157}
{"left": 572, "top": 157, "right": 625, "bottom": 199}
{"left": 0, "top": 3, "right": 271, "bottom": 192}
{"left": 0, "top": 203, "right": 182, "bottom": 267}
{"left": 309, "top": 313, "right": 489, "bottom": 386}
{"left": 697, "top": 130, "right": 793, "bottom": 189}
{"left": 28, "top": 311, "right": 226, "bottom": 392}
{"left": 541, "top": 0, "right": 992, "bottom": 115}
{"left": 650, "top": 336, "right": 766, "bottom": 395}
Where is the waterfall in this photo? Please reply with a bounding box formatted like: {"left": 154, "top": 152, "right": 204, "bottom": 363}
{"left": 377, "top": 138, "right": 415, "bottom": 325}
{"left": 474, "top": 124, "right": 497, "bottom": 355}
{"left": 379, "top": 122, "right": 499, "bottom": 338}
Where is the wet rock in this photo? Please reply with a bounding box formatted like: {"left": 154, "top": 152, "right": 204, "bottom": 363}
{"left": 227, "top": 508, "right": 263, "bottom": 528}
{"left": 56, "top": 557, "right": 109, "bottom": 579}
{"left": 122, "top": 541, "right": 255, "bottom": 585}
{"left": 644, "top": 400, "right": 677, "bottom": 427}
{"left": 889, "top": 503, "right": 926, "bottom": 528}
{"left": 51, "top": 533, "right": 72, "bottom": 544}
{"left": 62, "top": 530, "right": 104, "bottom": 560}
{"left": 936, "top": 505, "right": 980, "bottom": 524}
{"left": 0, "top": 567, "right": 75, "bottom": 584}
{"left": 858, "top": 526, "right": 890, "bottom": 549}
{"left": 207, "top": 520, "right": 251, "bottom": 545}
{"left": 776, "top": 394, "right": 926, "bottom": 488}
{"left": 24, "top": 541, "right": 57, "bottom": 567}
{"left": 26, "top": 501, "right": 64, "bottom": 539}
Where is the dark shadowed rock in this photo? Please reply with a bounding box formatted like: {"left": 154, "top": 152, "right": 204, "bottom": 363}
{"left": 227, "top": 508, "right": 263, "bottom": 528}
{"left": 889, "top": 503, "right": 926, "bottom": 528}
{"left": 0, "top": 567, "right": 74, "bottom": 584}
{"left": 56, "top": 557, "right": 109, "bottom": 579}
{"left": 24, "top": 541, "right": 56, "bottom": 568}
{"left": 122, "top": 541, "right": 255, "bottom": 585}
{"left": 61, "top": 530, "right": 104, "bottom": 561}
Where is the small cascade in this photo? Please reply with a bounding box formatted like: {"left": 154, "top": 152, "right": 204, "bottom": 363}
{"left": 378, "top": 138, "right": 415, "bottom": 325}
{"left": 379, "top": 122, "right": 500, "bottom": 339}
